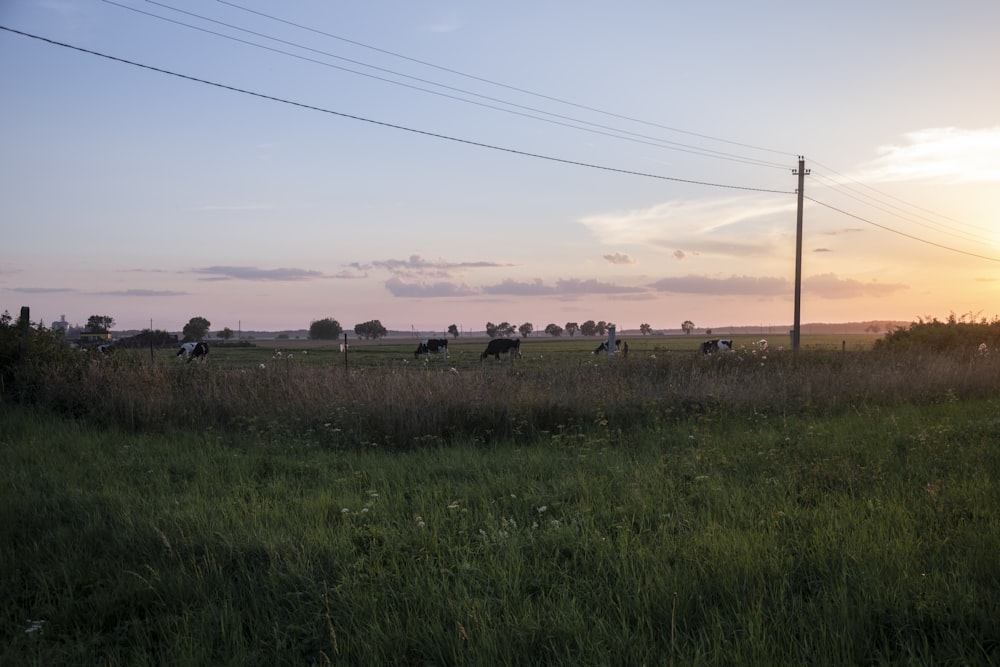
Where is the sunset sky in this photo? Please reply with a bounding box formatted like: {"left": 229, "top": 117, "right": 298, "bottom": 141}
{"left": 2, "top": 1, "right": 998, "bottom": 335}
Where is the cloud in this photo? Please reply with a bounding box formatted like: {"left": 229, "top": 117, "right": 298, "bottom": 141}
{"left": 814, "top": 248, "right": 832, "bottom": 253}
{"left": 385, "top": 276, "right": 477, "bottom": 298}
{"left": 482, "top": 278, "right": 646, "bottom": 297}
{"left": 803, "top": 273, "right": 908, "bottom": 299}
{"left": 93, "top": 289, "right": 188, "bottom": 297}
{"left": 423, "top": 14, "right": 463, "bottom": 32}
{"left": 579, "top": 196, "right": 795, "bottom": 258}
{"left": 372, "top": 255, "right": 511, "bottom": 278}
{"left": 648, "top": 274, "right": 789, "bottom": 296}
{"left": 4, "top": 286, "right": 76, "bottom": 294}
{"left": 603, "top": 252, "right": 636, "bottom": 265}
{"left": 647, "top": 272, "right": 908, "bottom": 300}
{"left": 852, "top": 127, "right": 1000, "bottom": 183}
{"left": 481, "top": 279, "right": 555, "bottom": 296}
{"left": 191, "top": 266, "right": 325, "bottom": 281}
{"left": 673, "top": 250, "right": 686, "bottom": 260}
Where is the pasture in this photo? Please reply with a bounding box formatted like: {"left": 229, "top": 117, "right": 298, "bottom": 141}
{"left": 2, "top": 331, "right": 998, "bottom": 665}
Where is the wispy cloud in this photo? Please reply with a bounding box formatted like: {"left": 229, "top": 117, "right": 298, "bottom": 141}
{"left": 191, "top": 266, "right": 326, "bottom": 281}
{"left": 579, "top": 196, "right": 795, "bottom": 258}
{"left": 92, "top": 289, "right": 188, "bottom": 297}
{"left": 852, "top": 126, "right": 1000, "bottom": 183}
{"left": 423, "top": 14, "right": 463, "bottom": 32}
{"left": 648, "top": 274, "right": 789, "bottom": 296}
{"left": 3, "top": 286, "right": 76, "bottom": 294}
{"left": 803, "top": 273, "right": 907, "bottom": 299}
{"left": 647, "top": 273, "right": 907, "bottom": 299}
{"left": 372, "top": 255, "right": 512, "bottom": 279}
{"left": 482, "top": 278, "right": 646, "bottom": 297}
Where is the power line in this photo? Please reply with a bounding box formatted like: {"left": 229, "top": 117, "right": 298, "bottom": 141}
{"left": 805, "top": 195, "right": 1000, "bottom": 263}
{"left": 105, "top": 0, "right": 789, "bottom": 171}
{"left": 807, "top": 157, "right": 995, "bottom": 238}
{"left": 808, "top": 169, "right": 994, "bottom": 247}
{"left": 0, "top": 25, "right": 794, "bottom": 196}
{"left": 214, "top": 0, "right": 799, "bottom": 161}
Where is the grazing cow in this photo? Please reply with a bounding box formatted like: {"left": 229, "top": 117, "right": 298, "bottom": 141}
{"left": 699, "top": 339, "right": 733, "bottom": 355}
{"left": 177, "top": 341, "right": 209, "bottom": 362}
{"left": 415, "top": 338, "right": 449, "bottom": 359}
{"left": 480, "top": 338, "right": 521, "bottom": 362}
{"left": 593, "top": 339, "right": 623, "bottom": 354}
{"left": 96, "top": 344, "right": 113, "bottom": 356}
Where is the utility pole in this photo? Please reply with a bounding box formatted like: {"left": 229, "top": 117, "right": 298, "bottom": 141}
{"left": 792, "top": 156, "right": 809, "bottom": 351}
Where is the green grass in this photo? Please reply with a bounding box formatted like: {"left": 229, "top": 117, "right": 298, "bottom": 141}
{"left": 2, "top": 395, "right": 998, "bottom": 665}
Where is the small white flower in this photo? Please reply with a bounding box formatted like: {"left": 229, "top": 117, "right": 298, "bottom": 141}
{"left": 537, "top": 505, "right": 547, "bottom": 514}
{"left": 340, "top": 508, "right": 349, "bottom": 514}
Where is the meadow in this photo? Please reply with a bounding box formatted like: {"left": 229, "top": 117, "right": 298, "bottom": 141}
{"left": 2, "top": 329, "right": 999, "bottom": 665}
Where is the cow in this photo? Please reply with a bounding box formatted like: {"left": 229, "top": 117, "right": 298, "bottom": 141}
{"left": 699, "top": 339, "right": 732, "bottom": 355}
{"left": 177, "top": 341, "right": 209, "bottom": 362}
{"left": 96, "top": 344, "right": 113, "bottom": 356}
{"left": 415, "top": 338, "right": 449, "bottom": 359}
{"left": 593, "top": 339, "right": 623, "bottom": 354}
{"left": 480, "top": 338, "right": 521, "bottom": 362}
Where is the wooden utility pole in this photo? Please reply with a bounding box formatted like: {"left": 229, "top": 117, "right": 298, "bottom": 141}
{"left": 792, "top": 156, "right": 809, "bottom": 351}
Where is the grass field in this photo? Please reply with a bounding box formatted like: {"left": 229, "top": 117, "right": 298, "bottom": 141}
{"left": 2, "top": 332, "right": 999, "bottom": 664}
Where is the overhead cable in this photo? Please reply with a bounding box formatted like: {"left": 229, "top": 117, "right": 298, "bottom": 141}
{"left": 0, "top": 26, "right": 794, "bottom": 196}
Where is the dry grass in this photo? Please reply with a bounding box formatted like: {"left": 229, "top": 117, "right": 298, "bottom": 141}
{"left": 19, "top": 346, "right": 1000, "bottom": 448}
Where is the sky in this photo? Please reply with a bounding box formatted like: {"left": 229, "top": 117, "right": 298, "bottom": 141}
{"left": 2, "top": 1, "right": 999, "bottom": 335}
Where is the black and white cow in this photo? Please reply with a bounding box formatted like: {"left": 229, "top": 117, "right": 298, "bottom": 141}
{"left": 177, "top": 341, "right": 209, "bottom": 362}
{"left": 593, "top": 339, "right": 623, "bottom": 354}
{"left": 415, "top": 338, "right": 449, "bottom": 359}
{"left": 96, "top": 344, "right": 113, "bottom": 356}
{"left": 480, "top": 338, "right": 521, "bottom": 362}
{"left": 699, "top": 339, "right": 732, "bottom": 355}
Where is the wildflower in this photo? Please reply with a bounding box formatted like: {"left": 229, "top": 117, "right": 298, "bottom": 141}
{"left": 340, "top": 508, "right": 350, "bottom": 514}
{"left": 537, "top": 505, "right": 548, "bottom": 514}
{"left": 448, "top": 502, "right": 460, "bottom": 510}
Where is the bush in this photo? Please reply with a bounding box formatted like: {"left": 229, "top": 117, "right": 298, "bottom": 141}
{"left": 873, "top": 315, "right": 1000, "bottom": 356}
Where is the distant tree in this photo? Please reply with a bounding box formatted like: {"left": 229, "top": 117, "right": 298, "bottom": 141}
{"left": 218, "top": 327, "right": 234, "bottom": 340}
{"left": 565, "top": 322, "right": 579, "bottom": 337}
{"left": 596, "top": 321, "right": 608, "bottom": 336}
{"left": 354, "top": 320, "right": 387, "bottom": 340}
{"left": 544, "top": 323, "right": 563, "bottom": 337}
{"left": 86, "top": 315, "right": 115, "bottom": 333}
{"left": 580, "top": 320, "right": 598, "bottom": 336}
{"left": 447, "top": 324, "right": 459, "bottom": 339}
{"left": 182, "top": 317, "right": 211, "bottom": 342}
{"left": 497, "top": 321, "right": 517, "bottom": 337}
{"left": 309, "top": 317, "right": 342, "bottom": 340}
{"left": 518, "top": 322, "right": 534, "bottom": 337}
{"left": 681, "top": 320, "right": 695, "bottom": 335}
{"left": 639, "top": 323, "right": 652, "bottom": 335}
{"left": 485, "top": 322, "right": 498, "bottom": 338}
{"left": 706, "top": 329, "right": 712, "bottom": 336}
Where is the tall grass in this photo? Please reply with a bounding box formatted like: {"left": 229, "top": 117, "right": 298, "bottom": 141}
{"left": 2, "top": 399, "right": 998, "bottom": 664}
{"left": 15, "top": 345, "right": 1000, "bottom": 449}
